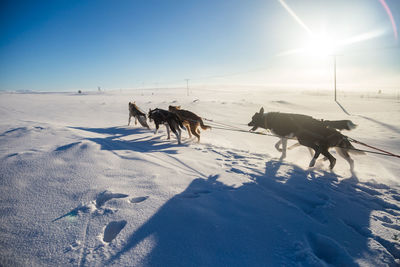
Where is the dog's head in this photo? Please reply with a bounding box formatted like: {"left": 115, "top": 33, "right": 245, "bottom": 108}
{"left": 129, "top": 101, "right": 136, "bottom": 109}
{"left": 148, "top": 108, "right": 161, "bottom": 122}
{"left": 168, "top": 105, "right": 181, "bottom": 112}
{"left": 248, "top": 107, "right": 265, "bottom": 131}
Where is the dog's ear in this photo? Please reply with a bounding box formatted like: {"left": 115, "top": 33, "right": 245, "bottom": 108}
{"left": 177, "top": 105, "right": 181, "bottom": 109}
{"left": 259, "top": 107, "right": 264, "bottom": 114}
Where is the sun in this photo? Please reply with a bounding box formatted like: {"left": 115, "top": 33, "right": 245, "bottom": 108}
{"left": 304, "top": 33, "right": 336, "bottom": 57}
{"left": 277, "top": 0, "right": 387, "bottom": 58}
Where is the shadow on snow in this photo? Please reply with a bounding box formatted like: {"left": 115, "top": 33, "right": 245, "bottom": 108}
{"left": 67, "top": 125, "right": 400, "bottom": 265}
{"left": 69, "top": 126, "right": 187, "bottom": 155}
{"left": 106, "top": 160, "right": 400, "bottom": 266}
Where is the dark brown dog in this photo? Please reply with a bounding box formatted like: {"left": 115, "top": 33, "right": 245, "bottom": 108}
{"left": 248, "top": 107, "right": 361, "bottom": 170}
{"left": 168, "top": 105, "right": 210, "bottom": 143}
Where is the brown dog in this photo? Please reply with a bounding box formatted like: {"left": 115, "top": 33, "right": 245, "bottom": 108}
{"left": 128, "top": 102, "right": 150, "bottom": 129}
{"left": 168, "top": 105, "right": 211, "bottom": 142}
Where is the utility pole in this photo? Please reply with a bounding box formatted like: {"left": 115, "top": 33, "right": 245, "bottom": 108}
{"left": 333, "top": 55, "right": 336, "bottom": 101}
{"left": 332, "top": 54, "right": 342, "bottom": 101}
{"left": 184, "top": 79, "right": 190, "bottom": 96}
{"left": 332, "top": 54, "right": 343, "bottom": 101}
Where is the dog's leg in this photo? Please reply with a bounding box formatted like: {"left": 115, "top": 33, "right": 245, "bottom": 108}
{"left": 287, "top": 142, "right": 301, "bottom": 150}
{"left": 166, "top": 124, "right": 171, "bottom": 139}
{"left": 185, "top": 122, "right": 192, "bottom": 138}
{"left": 135, "top": 116, "right": 138, "bottom": 125}
{"left": 169, "top": 122, "right": 181, "bottom": 144}
{"left": 309, "top": 148, "right": 321, "bottom": 167}
{"left": 191, "top": 123, "right": 200, "bottom": 142}
{"left": 279, "top": 138, "right": 287, "bottom": 160}
{"left": 154, "top": 123, "right": 159, "bottom": 134}
{"left": 298, "top": 138, "right": 320, "bottom": 167}
{"left": 274, "top": 139, "right": 282, "bottom": 152}
{"left": 286, "top": 142, "right": 315, "bottom": 158}
{"left": 176, "top": 128, "right": 182, "bottom": 144}
{"left": 321, "top": 148, "right": 336, "bottom": 169}
{"left": 128, "top": 115, "right": 131, "bottom": 126}
{"left": 336, "top": 147, "right": 354, "bottom": 172}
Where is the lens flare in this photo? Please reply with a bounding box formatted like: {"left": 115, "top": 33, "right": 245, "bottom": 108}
{"left": 278, "top": 0, "right": 313, "bottom": 36}
{"left": 338, "top": 29, "right": 386, "bottom": 47}
{"left": 378, "top": 0, "right": 398, "bottom": 41}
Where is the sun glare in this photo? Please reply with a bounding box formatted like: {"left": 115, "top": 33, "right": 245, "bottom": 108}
{"left": 304, "top": 34, "right": 336, "bottom": 57}
{"left": 277, "top": 0, "right": 388, "bottom": 58}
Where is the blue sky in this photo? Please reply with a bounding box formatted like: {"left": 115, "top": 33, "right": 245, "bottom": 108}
{"left": 0, "top": 0, "right": 399, "bottom": 91}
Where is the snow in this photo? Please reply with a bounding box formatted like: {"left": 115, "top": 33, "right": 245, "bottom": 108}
{"left": 0, "top": 87, "right": 399, "bottom": 266}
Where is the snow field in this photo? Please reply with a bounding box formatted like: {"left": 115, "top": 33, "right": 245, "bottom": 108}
{"left": 0, "top": 88, "right": 399, "bottom": 266}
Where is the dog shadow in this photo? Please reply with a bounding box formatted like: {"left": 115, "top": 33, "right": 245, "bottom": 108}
{"left": 69, "top": 126, "right": 187, "bottom": 155}
{"left": 106, "top": 160, "right": 400, "bottom": 266}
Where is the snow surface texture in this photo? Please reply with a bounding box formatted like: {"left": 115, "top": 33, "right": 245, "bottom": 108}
{"left": 0, "top": 88, "right": 399, "bottom": 266}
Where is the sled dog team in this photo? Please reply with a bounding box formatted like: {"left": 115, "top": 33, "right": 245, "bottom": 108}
{"left": 129, "top": 101, "right": 361, "bottom": 171}
{"left": 129, "top": 102, "right": 211, "bottom": 145}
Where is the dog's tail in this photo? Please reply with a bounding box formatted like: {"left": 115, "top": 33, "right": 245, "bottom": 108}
{"left": 199, "top": 118, "right": 211, "bottom": 130}
{"left": 322, "top": 120, "right": 357, "bottom": 131}
{"left": 338, "top": 136, "right": 365, "bottom": 155}
{"left": 346, "top": 120, "right": 357, "bottom": 130}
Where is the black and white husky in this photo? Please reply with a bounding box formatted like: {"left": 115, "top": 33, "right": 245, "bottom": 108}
{"left": 248, "top": 107, "right": 361, "bottom": 170}
{"left": 148, "top": 108, "right": 185, "bottom": 144}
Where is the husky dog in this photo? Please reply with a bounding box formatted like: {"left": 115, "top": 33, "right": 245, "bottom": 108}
{"left": 285, "top": 119, "right": 357, "bottom": 151}
{"left": 168, "top": 105, "right": 211, "bottom": 142}
{"left": 128, "top": 102, "right": 150, "bottom": 129}
{"left": 148, "top": 108, "right": 185, "bottom": 144}
{"left": 248, "top": 107, "right": 361, "bottom": 170}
